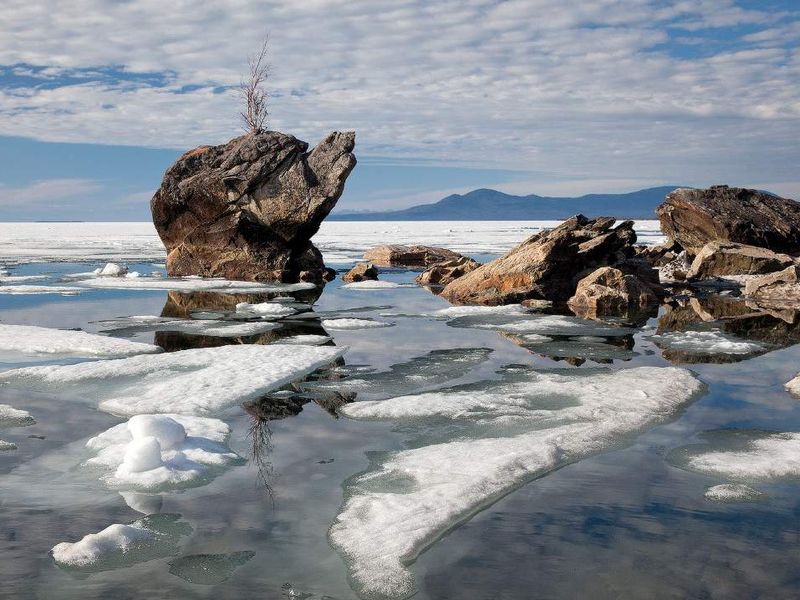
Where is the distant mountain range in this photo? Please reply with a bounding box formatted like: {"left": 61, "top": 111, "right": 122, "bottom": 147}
{"left": 330, "top": 186, "right": 683, "bottom": 221}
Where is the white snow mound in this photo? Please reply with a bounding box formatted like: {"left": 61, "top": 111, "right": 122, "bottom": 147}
{"left": 0, "top": 323, "right": 161, "bottom": 358}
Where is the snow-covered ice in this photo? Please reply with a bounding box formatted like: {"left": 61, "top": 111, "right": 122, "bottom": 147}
{"left": 278, "top": 334, "right": 332, "bottom": 345}
{"left": 704, "top": 483, "right": 765, "bottom": 503}
{"left": 652, "top": 330, "right": 763, "bottom": 356}
{"left": 0, "top": 344, "right": 345, "bottom": 416}
{"left": 331, "top": 365, "right": 702, "bottom": 599}
{"left": 234, "top": 301, "right": 297, "bottom": 318}
{"left": 74, "top": 274, "right": 316, "bottom": 294}
{"left": 95, "top": 262, "right": 128, "bottom": 277}
{"left": 432, "top": 304, "right": 528, "bottom": 318}
{"left": 51, "top": 513, "right": 192, "bottom": 572}
{"left": 96, "top": 315, "right": 280, "bottom": 338}
{"left": 321, "top": 318, "right": 394, "bottom": 330}
{"left": 0, "top": 404, "right": 35, "bottom": 427}
{"left": 84, "top": 414, "right": 242, "bottom": 491}
{"left": 341, "top": 280, "right": 414, "bottom": 290}
{"left": 448, "top": 312, "right": 634, "bottom": 338}
{"left": 0, "top": 323, "right": 161, "bottom": 358}
{"left": 0, "top": 285, "right": 83, "bottom": 295}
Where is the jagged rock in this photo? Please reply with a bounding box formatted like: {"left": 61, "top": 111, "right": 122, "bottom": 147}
{"left": 687, "top": 241, "right": 794, "bottom": 280}
{"left": 151, "top": 130, "right": 356, "bottom": 283}
{"left": 660, "top": 250, "right": 691, "bottom": 283}
{"left": 440, "top": 215, "right": 636, "bottom": 305}
{"left": 416, "top": 255, "right": 480, "bottom": 287}
{"left": 568, "top": 267, "right": 658, "bottom": 314}
{"left": 744, "top": 265, "right": 800, "bottom": 308}
{"left": 656, "top": 185, "right": 800, "bottom": 254}
{"left": 342, "top": 262, "right": 378, "bottom": 283}
{"left": 635, "top": 242, "right": 682, "bottom": 267}
{"left": 363, "top": 245, "right": 461, "bottom": 268}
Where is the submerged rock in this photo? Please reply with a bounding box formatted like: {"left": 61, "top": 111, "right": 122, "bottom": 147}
{"left": 687, "top": 241, "right": 794, "bottom": 280}
{"left": 440, "top": 215, "right": 636, "bottom": 305}
{"left": 363, "top": 244, "right": 461, "bottom": 268}
{"left": 657, "top": 185, "right": 800, "bottom": 254}
{"left": 416, "top": 255, "right": 481, "bottom": 287}
{"left": 151, "top": 130, "right": 356, "bottom": 283}
{"left": 341, "top": 262, "right": 378, "bottom": 283}
{"left": 568, "top": 267, "right": 658, "bottom": 314}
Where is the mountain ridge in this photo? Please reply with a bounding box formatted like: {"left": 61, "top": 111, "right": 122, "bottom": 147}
{"left": 330, "top": 186, "right": 683, "bottom": 220}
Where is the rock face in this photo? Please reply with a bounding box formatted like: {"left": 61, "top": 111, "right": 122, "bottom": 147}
{"left": 744, "top": 265, "right": 800, "bottom": 308}
{"left": 568, "top": 267, "right": 658, "bottom": 313}
{"left": 416, "top": 255, "right": 480, "bottom": 287}
{"left": 687, "top": 241, "right": 794, "bottom": 280}
{"left": 657, "top": 186, "right": 800, "bottom": 254}
{"left": 151, "top": 130, "right": 356, "bottom": 283}
{"left": 342, "top": 262, "right": 378, "bottom": 283}
{"left": 440, "top": 215, "right": 636, "bottom": 305}
{"left": 363, "top": 245, "right": 461, "bottom": 268}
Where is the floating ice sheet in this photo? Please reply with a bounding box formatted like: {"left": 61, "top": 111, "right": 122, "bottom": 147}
{"left": 0, "top": 323, "right": 161, "bottom": 359}
{"left": 0, "top": 344, "right": 345, "bottom": 416}
{"left": 0, "top": 440, "right": 17, "bottom": 451}
{"left": 432, "top": 304, "right": 528, "bottom": 318}
{"left": 51, "top": 513, "right": 192, "bottom": 572}
{"left": 84, "top": 414, "right": 242, "bottom": 491}
{"left": 670, "top": 430, "right": 800, "bottom": 481}
{"left": 168, "top": 551, "right": 255, "bottom": 585}
{"left": 0, "top": 274, "right": 50, "bottom": 283}
{"left": 652, "top": 330, "right": 763, "bottom": 356}
{"left": 341, "top": 281, "right": 415, "bottom": 290}
{"left": 234, "top": 301, "right": 297, "bottom": 318}
{"left": 278, "top": 334, "right": 332, "bottom": 345}
{"left": 96, "top": 315, "right": 280, "bottom": 338}
{"left": 704, "top": 483, "right": 765, "bottom": 503}
{"left": 447, "top": 312, "right": 634, "bottom": 338}
{"left": 321, "top": 318, "right": 394, "bottom": 330}
{"left": 0, "top": 285, "right": 82, "bottom": 295}
{"left": 331, "top": 365, "right": 703, "bottom": 599}
{"left": 75, "top": 275, "right": 316, "bottom": 294}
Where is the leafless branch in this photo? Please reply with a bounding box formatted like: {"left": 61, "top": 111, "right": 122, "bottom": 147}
{"left": 240, "top": 37, "right": 270, "bottom": 133}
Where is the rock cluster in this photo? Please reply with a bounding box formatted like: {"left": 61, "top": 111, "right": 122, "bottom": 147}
{"left": 151, "top": 130, "right": 356, "bottom": 283}
{"left": 416, "top": 255, "right": 481, "bottom": 287}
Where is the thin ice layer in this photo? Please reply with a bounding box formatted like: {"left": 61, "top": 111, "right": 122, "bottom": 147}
{"left": 0, "top": 323, "right": 161, "bottom": 358}
{"left": 96, "top": 315, "right": 280, "bottom": 338}
{"left": 76, "top": 275, "right": 316, "bottom": 293}
{"left": 84, "top": 414, "right": 241, "bottom": 491}
{"left": 447, "top": 312, "right": 634, "bottom": 338}
{"left": 235, "top": 301, "right": 297, "bottom": 318}
{"left": 704, "top": 484, "right": 765, "bottom": 503}
{"left": 0, "top": 404, "right": 35, "bottom": 427}
{"left": 331, "top": 366, "right": 702, "bottom": 599}
{"left": 432, "top": 304, "right": 527, "bottom": 318}
{"left": 0, "top": 285, "right": 82, "bottom": 295}
{"left": 341, "top": 281, "right": 414, "bottom": 290}
{"left": 51, "top": 513, "right": 192, "bottom": 572}
{"left": 652, "top": 330, "right": 763, "bottom": 355}
{"left": 0, "top": 344, "right": 345, "bottom": 416}
{"left": 321, "top": 318, "right": 394, "bottom": 330}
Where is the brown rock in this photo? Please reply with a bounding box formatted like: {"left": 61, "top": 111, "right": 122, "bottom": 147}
{"left": 342, "top": 262, "right": 378, "bottom": 283}
{"left": 151, "top": 130, "right": 356, "bottom": 283}
{"left": 656, "top": 185, "right": 800, "bottom": 254}
{"left": 440, "top": 215, "right": 636, "bottom": 305}
{"left": 416, "top": 255, "right": 481, "bottom": 287}
{"left": 568, "top": 267, "right": 658, "bottom": 314}
{"left": 363, "top": 245, "right": 461, "bottom": 268}
{"left": 744, "top": 265, "right": 800, "bottom": 308}
{"left": 687, "top": 241, "right": 794, "bottom": 280}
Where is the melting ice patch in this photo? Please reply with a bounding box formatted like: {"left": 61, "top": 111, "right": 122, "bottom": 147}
{"left": 0, "top": 404, "right": 35, "bottom": 427}
{"left": 447, "top": 312, "right": 634, "bottom": 338}
{"left": 96, "top": 315, "right": 280, "bottom": 338}
{"left": 432, "top": 304, "right": 528, "bottom": 318}
{"left": 0, "top": 323, "right": 161, "bottom": 359}
{"left": 234, "top": 301, "right": 297, "bottom": 318}
{"left": 51, "top": 513, "right": 192, "bottom": 572}
{"left": 704, "top": 484, "right": 765, "bottom": 503}
{"left": 670, "top": 430, "right": 800, "bottom": 481}
{"left": 0, "top": 285, "right": 83, "bottom": 295}
{"left": 341, "top": 281, "right": 415, "bottom": 290}
{"left": 74, "top": 275, "right": 316, "bottom": 294}
{"left": 331, "top": 366, "right": 702, "bottom": 599}
{"left": 652, "top": 330, "right": 763, "bottom": 356}
{"left": 84, "top": 414, "right": 242, "bottom": 491}
{"left": 321, "top": 318, "right": 394, "bottom": 330}
{"left": 0, "top": 344, "right": 345, "bottom": 416}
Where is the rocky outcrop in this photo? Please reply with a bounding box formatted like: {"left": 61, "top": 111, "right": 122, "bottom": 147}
{"left": 656, "top": 185, "right": 800, "bottom": 254}
{"left": 744, "top": 265, "right": 800, "bottom": 308}
{"left": 151, "top": 130, "right": 356, "bottom": 283}
{"left": 659, "top": 250, "right": 691, "bottom": 283}
{"left": 687, "top": 241, "right": 794, "bottom": 280}
{"left": 568, "top": 267, "right": 658, "bottom": 314}
{"left": 416, "top": 255, "right": 480, "bottom": 287}
{"left": 363, "top": 245, "right": 461, "bottom": 268}
{"left": 342, "top": 262, "right": 378, "bottom": 283}
{"left": 440, "top": 215, "right": 636, "bottom": 305}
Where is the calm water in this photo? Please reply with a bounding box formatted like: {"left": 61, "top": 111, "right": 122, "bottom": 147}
{"left": 1, "top": 258, "right": 800, "bottom": 600}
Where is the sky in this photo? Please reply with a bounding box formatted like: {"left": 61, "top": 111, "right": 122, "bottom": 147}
{"left": 0, "top": 0, "right": 798, "bottom": 220}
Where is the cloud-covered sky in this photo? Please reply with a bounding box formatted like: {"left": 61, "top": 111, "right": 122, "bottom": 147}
{"left": 0, "top": 0, "right": 798, "bottom": 219}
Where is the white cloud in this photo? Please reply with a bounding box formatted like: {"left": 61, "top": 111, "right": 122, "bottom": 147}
{"left": 0, "top": 179, "right": 102, "bottom": 205}
{"left": 0, "top": 0, "right": 797, "bottom": 187}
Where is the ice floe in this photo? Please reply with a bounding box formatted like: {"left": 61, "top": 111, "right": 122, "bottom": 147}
{"left": 671, "top": 430, "right": 800, "bottom": 481}
{"left": 51, "top": 513, "right": 192, "bottom": 572}
{"left": 331, "top": 365, "right": 703, "bottom": 599}
{"left": 321, "top": 318, "right": 394, "bottom": 330}
{"left": 0, "top": 274, "right": 50, "bottom": 283}
{"left": 447, "top": 312, "right": 634, "bottom": 338}
{"left": 0, "top": 344, "right": 345, "bottom": 416}
{"left": 432, "top": 304, "right": 528, "bottom": 318}
{"left": 84, "top": 414, "right": 242, "bottom": 491}
{"left": 95, "top": 262, "right": 128, "bottom": 277}
{"left": 234, "top": 301, "right": 297, "bottom": 318}
{"left": 96, "top": 315, "right": 280, "bottom": 338}
{"left": 279, "top": 334, "right": 332, "bottom": 345}
{"left": 74, "top": 275, "right": 316, "bottom": 294}
{"left": 704, "top": 483, "right": 765, "bottom": 503}
{"left": 168, "top": 551, "right": 255, "bottom": 585}
{"left": 0, "top": 323, "right": 161, "bottom": 359}
{"left": 341, "top": 280, "right": 414, "bottom": 290}
{"left": 652, "top": 330, "right": 763, "bottom": 356}
{"left": 0, "top": 404, "right": 35, "bottom": 427}
{"left": 0, "top": 285, "right": 83, "bottom": 295}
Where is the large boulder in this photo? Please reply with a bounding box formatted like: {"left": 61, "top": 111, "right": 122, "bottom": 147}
{"left": 342, "top": 262, "right": 378, "bottom": 283}
{"left": 744, "top": 265, "right": 800, "bottom": 308}
{"left": 416, "top": 255, "right": 481, "bottom": 287}
{"left": 687, "top": 241, "right": 794, "bottom": 280}
{"left": 363, "top": 245, "right": 461, "bottom": 268}
{"left": 568, "top": 267, "right": 658, "bottom": 314}
{"left": 151, "top": 130, "right": 356, "bottom": 283}
{"left": 657, "top": 185, "right": 800, "bottom": 254}
{"left": 440, "top": 215, "right": 636, "bottom": 305}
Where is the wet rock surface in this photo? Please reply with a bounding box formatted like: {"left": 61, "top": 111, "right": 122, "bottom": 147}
{"left": 568, "top": 267, "right": 659, "bottom": 314}
{"left": 363, "top": 244, "right": 461, "bottom": 268}
{"left": 416, "top": 255, "right": 481, "bottom": 288}
{"left": 341, "top": 262, "right": 378, "bottom": 283}
{"left": 687, "top": 241, "right": 794, "bottom": 280}
{"left": 151, "top": 130, "right": 356, "bottom": 283}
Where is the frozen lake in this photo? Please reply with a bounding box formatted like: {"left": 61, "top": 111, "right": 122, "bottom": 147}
{"left": 0, "top": 222, "right": 799, "bottom": 599}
